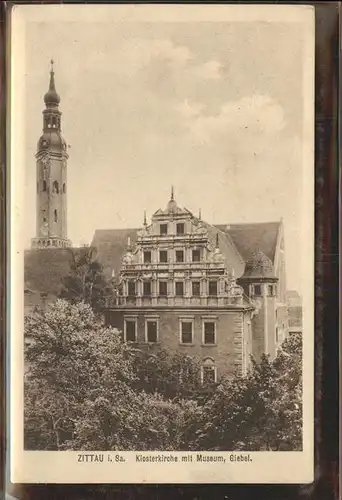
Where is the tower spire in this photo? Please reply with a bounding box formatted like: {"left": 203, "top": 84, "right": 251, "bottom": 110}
{"left": 215, "top": 233, "right": 219, "bottom": 248}
{"left": 44, "top": 59, "right": 60, "bottom": 106}
{"left": 171, "top": 185, "right": 174, "bottom": 201}
{"left": 199, "top": 208, "right": 202, "bottom": 220}
{"left": 143, "top": 210, "right": 147, "bottom": 226}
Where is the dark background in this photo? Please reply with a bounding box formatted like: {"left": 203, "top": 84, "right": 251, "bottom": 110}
{"left": 1, "top": 1, "right": 339, "bottom": 499}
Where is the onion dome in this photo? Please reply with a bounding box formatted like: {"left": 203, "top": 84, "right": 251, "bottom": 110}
{"left": 243, "top": 250, "right": 275, "bottom": 278}
{"left": 44, "top": 60, "right": 60, "bottom": 106}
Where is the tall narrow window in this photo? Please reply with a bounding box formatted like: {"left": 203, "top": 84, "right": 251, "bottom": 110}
{"left": 175, "top": 282, "right": 184, "bottom": 296}
{"left": 254, "top": 284, "right": 261, "bottom": 296}
{"left": 202, "top": 359, "right": 217, "bottom": 385}
{"left": 180, "top": 321, "right": 193, "bottom": 344}
{"left": 54, "top": 209, "right": 58, "bottom": 222}
{"left": 63, "top": 183, "right": 66, "bottom": 193}
{"left": 160, "top": 223, "right": 168, "bottom": 235}
{"left": 268, "top": 284, "right": 274, "bottom": 296}
{"left": 143, "top": 281, "right": 151, "bottom": 296}
{"left": 203, "top": 322, "right": 216, "bottom": 345}
{"left": 208, "top": 280, "right": 217, "bottom": 296}
{"left": 125, "top": 320, "right": 136, "bottom": 342}
{"left": 192, "top": 249, "right": 200, "bottom": 262}
{"left": 146, "top": 320, "right": 158, "bottom": 343}
{"left": 176, "top": 250, "right": 184, "bottom": 263}
{"left": 176, "top": 223, "right": 185, "bottom": 235}
{"left": 159, "top": 281, "right": 168, "bottom": 297}
{"left": 53, "top": 181, "right": 59, "bottom": 194}
{"left": 192, "top": 281, "right": 200, "bottom": 297}
{"left": 128, "top": 281, "right": 136, "bottom": 296}
{"left": 159, "top": 250, "right": 168, "bottom": 263}
{"left": 144, "top": 251, "right": 152, "bottom": 263}
{"left": 42, "top": 180, "right": 47, "bottom": 192}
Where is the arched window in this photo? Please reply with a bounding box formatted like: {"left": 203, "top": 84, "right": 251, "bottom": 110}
{"left": 42, "top": 180, "right": 47, "bottom": 192}
{"left": 201, "top": 357, "right": 217, "bottom": 385}
{"left": 54, "top": 209, "right": 58, "bottom": 222}
{"left": 52, "top": 116, "right": 56, "bottom": 128}
{"left": 53, "top": 181, "right": 59, "bottom": 194}
{"left": 63, "top": 183, "right": 66, "bottom": 193}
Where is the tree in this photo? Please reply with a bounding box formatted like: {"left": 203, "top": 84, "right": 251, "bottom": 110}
{"left": 192, "top": 333, "right": 303, "bottom": 451}
{"left": 130, "top": 346, "right": 205, "bottom": 401}
{"left": 24, "top": 300, "right": 135, "bottom": 450}
{"left": 58, "top": 247, "right": 115, "bottom": 313}
{"left": 24, "top": 300, "right": 201, "bottom": 451}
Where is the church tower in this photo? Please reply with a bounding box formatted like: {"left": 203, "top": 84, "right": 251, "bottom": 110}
{"left": 31, "top": 61, "right": 71, "bottom": 249}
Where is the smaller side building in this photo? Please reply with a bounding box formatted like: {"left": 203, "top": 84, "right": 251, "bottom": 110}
{"left": 286, "top": 290, "right": 303, "bottom": 335}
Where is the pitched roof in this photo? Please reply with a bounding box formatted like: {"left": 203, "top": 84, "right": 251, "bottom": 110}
{"left": 24, "top": 248, "right": 73, "bottom": 295}
{"left": 91, "top": 228, "right": 140, "bottom": 278}
{"left": 215, "top": 222, "right": 281, "bottom": 264}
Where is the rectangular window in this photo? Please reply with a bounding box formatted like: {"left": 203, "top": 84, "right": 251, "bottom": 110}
{"left": 192, "top": 281, "right": 201, "bottom": 296}
{"left": 254, "top": 284, "right": 261, "bottom": 296}
{"left": 192, "top": 249, "right": 200, "bottom": 262}
{"left": 159, "top": 281, "right": 168, "bottom": 297}
{"left": 181, "top": 321, "right": 193, "bottom": 344}
{"left": 204, "top": 322, "right": 216, "bottom": 344}
{"left": 127, "top": 281, "right": 136, "bottom": 296}
{"left": 208, "top": 280, "right": 218, "bottom": 296}
{"left": 160, "top": 223, "right": 168, "bottom": 235}
{"left": 144, "top": 251, "right": 152, "bottom": 263}
{"left": 268, "top": 284, "right": 274, "bottom": 296}
{"left": 125, "top": 320, "right": 136, "bottom": 342}
{"left": 176, "top": 250, "right": 184, "bottom": 262}
{"left": 146, "top": 321, "right": 158, "bottom": 343}
{"left": 176, "top": 223, "right": 185, "bottom": 235}
{"left": 143, "top": 281, "right": 151, "bottom": 296}
{"left": 175, "top": 282, "right": 184, "bottom": 296}
{"left": 159, "top": 250, "right": 168, "bottom": 263}
{"left": 202, "top": 366, "right": 216, "bottom": 385}
{"left": 276, "top": 327, "right": 279, "bottom": 343}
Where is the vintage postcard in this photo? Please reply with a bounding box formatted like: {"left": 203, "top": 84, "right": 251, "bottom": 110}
{"left": 10, "top": 4, "right": 314, "bottom": 484}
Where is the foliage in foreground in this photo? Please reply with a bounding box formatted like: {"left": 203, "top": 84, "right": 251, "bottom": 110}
{"left": 24, "top": 300, "right": 302, "bottom": 451}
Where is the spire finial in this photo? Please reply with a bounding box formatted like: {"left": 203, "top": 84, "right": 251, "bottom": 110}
{"left": 127, "top": 236, "right": 131, "bottom": 249}
{"left": 50, "top": 59, "right": 54, "bottom": 73}
{"left": 199, "top": 208, "right": 202, "bottom": 220}
{"left": 171, "top": 185, "right": 174, "bottom": 201}
{"left": 143, "top": 210, "right": 147, "bottom": 226}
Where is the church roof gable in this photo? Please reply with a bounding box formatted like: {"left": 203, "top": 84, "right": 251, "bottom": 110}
{"left": 215, "top": 221, "right": 281, "bottom": 264}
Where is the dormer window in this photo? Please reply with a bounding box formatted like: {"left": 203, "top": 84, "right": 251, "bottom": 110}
{"left": 176, "top": 223, "right": 185, "bottom": 235}
{"left": 143, "top": 281, "right": 152, "bottom": 296}
{"left": 208, "top": 281, "right": 217, "bottom": 296}
{"left": 160, "top": 224, "right": 168, "bottom": 235}
{"left": 128, "top": 281, "right": 136, "bottom": 296}
{"left": 144, "top": 251, "right": 152, "bottom": 263}
{"left": 159, "top": 250, "right": 168, "bottom": 263}
{"left": 176, "top": 250, "right": 184, "bottom": 263}
{"left": 192, "top": 249, "right": 200, "bottom": 262}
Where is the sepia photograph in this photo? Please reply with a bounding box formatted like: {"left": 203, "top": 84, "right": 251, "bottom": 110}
{"left": 10, "top": 4, "right": 314, "bottom": 484}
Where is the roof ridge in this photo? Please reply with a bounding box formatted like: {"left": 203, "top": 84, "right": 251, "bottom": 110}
{"left": 216, "top": 221, "right": 281, "bottom": 227}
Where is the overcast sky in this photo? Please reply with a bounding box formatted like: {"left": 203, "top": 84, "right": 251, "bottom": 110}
{"left": 17, "top": 5, "right": 313, "bottom": 294}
